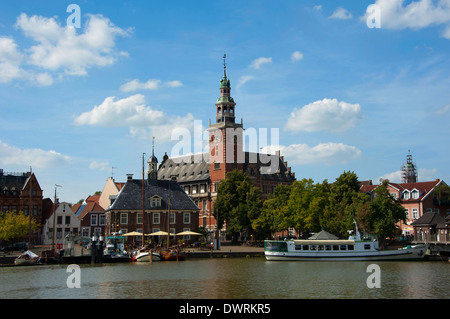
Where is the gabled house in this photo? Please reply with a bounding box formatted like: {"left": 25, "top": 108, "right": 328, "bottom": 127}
{"left": 42, "top": 202, "right": 80, "bottom": 246}
{"left": 72, "top": 196, "right": 106, "bottom": 238}
{"left": 411, "top": 212, "right": 449, "bottom": 243}
{"left": 361, "top": 179, "right": 450, "bottom": 237}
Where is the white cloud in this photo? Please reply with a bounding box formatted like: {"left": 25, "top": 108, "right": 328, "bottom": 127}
{"left": 14, "top": 13, "right": 130, "bottom": 77}
{"left": 363, "top": 0, "right": 450, "bottom": 38}
{"left": 313, "top": 5, "right": 323, "bottom": 11}
{"left": 291, "top": 51, "right": 304, "bottom": 62}
{"left": 236, "top": 75, "right": 255, "bottom": 89}
{"left": 0, "top": 139, "right": 71, "bottom": 168}
{"left": 89, "top": 160, "right": 110, "bottom": 171}
{"left": 166, "top": 80, "right": 183, "bottom": 88}
{"left": 330, "top": 7, "right": 353, "bottom": 20}
{"left": 285, "top": 98, "right": 362, "bottom": 133}
{"left": 74, "top": 94, "right": 195, "bottom": 142}
{"left": 436, "top": 103, "right": 450, "bottom": 115}
{"left": 262, "top": 143, "right": 362, "bottom": 166}
{"left": 377, "top": 168, "right": 438, "bottom": 183}
{"left": 250, "top": 57, "right": 272, "bottom": 69}
{"left": 120, "top": 79, "right": 183, "bottom": 92}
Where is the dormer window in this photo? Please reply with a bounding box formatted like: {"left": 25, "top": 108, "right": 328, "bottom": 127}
{"left": 412, "top": 189, "right": 419, "bottom": 199}
{"left": 403, "top": 190, "right": 410, "bottom": 200}
{"left": 150, "top": 195, "right": 162, "bottom": 208}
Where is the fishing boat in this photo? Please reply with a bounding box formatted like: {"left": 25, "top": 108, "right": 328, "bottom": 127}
{"left": 103, "top": 235, "right": 131, "bottom": 262}
{"left": 264, "top": 225, "right": 427, "bottom": 261}
{"left": 133, "top": 250, "right": 162, "bottom": 262}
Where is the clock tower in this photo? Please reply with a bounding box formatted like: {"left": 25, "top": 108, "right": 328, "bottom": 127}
{"left": 209, "top": 54, "right": 244, "bottom": 182}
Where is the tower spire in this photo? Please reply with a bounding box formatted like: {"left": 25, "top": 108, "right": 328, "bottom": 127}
{"left": 148, "top": 136, "right": 158, "bottom": 181}
{"left": 223, "top": 53, "right": 227, "bottom": 78}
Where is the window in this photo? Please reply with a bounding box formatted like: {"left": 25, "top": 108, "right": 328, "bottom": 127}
{"left": 183, "top": 212, "right": 191, "bottom": 224}
{"left": 390, "top": 193, "right": 398, "bottom": 199}
{"left": 137, "top": 213, "right": 143, "bottom": 224}
{"left": 153, "top": 213, "right": 160, "bottom": 224}
{"left": 120, "top": 213, "right": 128, "bottom": 225}
{"left": 364, "top": 244, "right": 371, "bottom": 250}
{"left": 192, "top": 186, "right": 197, "bottom": 194}
{"left": 412, "top": 208, "right": 418, "bottom": 219}
{"left": 325, "top": 245, "right": 332, "bottom": 251}
{"left": 203, "top": 217, "right": 207, "bottom": 228}
{"left": 57, "top": 216, "right": 62, "bottom": 224}
{"left": 57, "top": 228, "right": 62, "bottom": 239}
{"left": 412, "top": 190, "right": 419, "bottom": 199}
{"left": 91, "top": 214, "right": 98, "bottom": 226}
{"left": 202, "top": 200, "right": 207, "bottom": 212}
{"left": 200, "top": 184, "right": 205, "bottom": 193}
{"left": 170, "top": 212, "right": 175, "bottom": 224}
{"left": 99, "top": 214, "right": 106, "bottom": 226}
{"left": 302, "top": 245, "right": 309, "bottom": 250}
{"left": 214, "top": 162, "right": 220, "bottom": 170}
{"left": 33, "top": 206, "right": 38, "bottom": 216}
{"left": 65, "top": 216, "right": 71, "bottom": 225}
{"left": 332, "top": 245, "right": 339, "bottom": 251}
{"left": 150, "top": 196, "right": 161, "bottom": 207}
{"left": 404, "top": 191, "right": 410, "bottom": 200}
{"left": 23, "top": 206, "right": 28, "bottom": 215}
{"left": 340, "top": 245, "right": 347, "bottom": 251}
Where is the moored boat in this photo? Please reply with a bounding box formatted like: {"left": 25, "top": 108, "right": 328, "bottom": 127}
{"left": 103, "top": 235, "right": 131, "bottom": 262}
{"left": 133, "top": 250, "right": 162, "bottom": 262}
{"left": 160, "top": 249, "right": 186, "bottom": 261}
{"left": 14, "top": 250, "right": 39, "bottom": 265}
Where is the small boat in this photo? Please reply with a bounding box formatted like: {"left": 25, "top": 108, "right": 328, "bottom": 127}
{"left": 160, "top": 249, "right": 186, "bottom": 261}
{"left": 103, "top": 235, "right": 131, "bottom": 263}
{"left": 14, "top": 250, "right": 39, "bottom": 265}
{"left": 133, "top": 250, "right": 162, "bottom": 262}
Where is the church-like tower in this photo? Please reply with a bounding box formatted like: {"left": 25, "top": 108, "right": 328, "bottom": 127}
{"left": 401, "top": 151, "right": 418, "bottom": 183}
{"left": 208, "top": 55, "right": 244, "bottom": 182}
{"left": 148, "top": 137, "right": 158, "bottom": 181}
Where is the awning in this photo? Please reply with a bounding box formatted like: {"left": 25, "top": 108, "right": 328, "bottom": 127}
{"left": 176, "top": 231, "right": 202, "bottom": 236}
{"left": 146, "top": 231, "right": 176, "bottom": 236}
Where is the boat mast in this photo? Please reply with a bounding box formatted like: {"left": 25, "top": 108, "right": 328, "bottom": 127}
{"left": 167, "top": 182, "right": 171, "bottom": 249}
{"left": 142, "top": 152, "right": 146, "bottom": 247}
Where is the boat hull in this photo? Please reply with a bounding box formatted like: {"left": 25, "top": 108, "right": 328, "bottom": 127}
{"left": 265, "top": 246, "right": 427, "bottom": 261}
{"left": 134, "top": 252, "right": 161, "bottom": 262}
{"left": 103, "top": 254, "right": 131, "bottom": 263}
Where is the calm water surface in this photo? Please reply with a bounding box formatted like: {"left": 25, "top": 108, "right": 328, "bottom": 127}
{"left": 0, "top": 258, "right": 448, "bottom": 299}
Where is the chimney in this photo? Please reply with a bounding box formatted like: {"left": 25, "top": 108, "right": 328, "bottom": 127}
{"left": 126, "top": 174, "right": 133, "bottom": 181}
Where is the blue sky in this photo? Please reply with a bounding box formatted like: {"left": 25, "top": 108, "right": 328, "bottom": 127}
{"left": 1, "top": 0, "right": 449, "bottom": 203}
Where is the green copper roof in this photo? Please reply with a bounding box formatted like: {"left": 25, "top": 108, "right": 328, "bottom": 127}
{"left": 220, "top": 76, "right": 230, "bottom": 88}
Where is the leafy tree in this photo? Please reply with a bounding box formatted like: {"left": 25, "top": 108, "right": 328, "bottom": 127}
{"left": 214, "top": 170, "right": 264, "bottom": 239}
{"left": 252, "top": 184, "right": 291, "bottom": 237}
{"left": 433, "top": 184, "right": 450, "bottom": 206}
{"left": 0, "top": 211, "right": 39, "bottom": 242}
{"left": 368, "top": 179, "right": 406, "bottom": 243}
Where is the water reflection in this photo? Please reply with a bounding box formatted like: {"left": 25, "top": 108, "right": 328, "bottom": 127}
{"left": 0, "top": 259, "right": 448, "bottom": 299}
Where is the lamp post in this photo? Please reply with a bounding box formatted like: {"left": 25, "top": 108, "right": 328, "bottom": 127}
{"left": 51, "top": 184, "right": 62, "bottom": 252}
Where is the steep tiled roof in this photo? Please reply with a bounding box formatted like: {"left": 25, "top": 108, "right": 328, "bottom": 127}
{"left": 411, "top": 212, "right": 446, "bottom": 227}
{"left": 105, "top": 178, "right": 199, "bottom": 212}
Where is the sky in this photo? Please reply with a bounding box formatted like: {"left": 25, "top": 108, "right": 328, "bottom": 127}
{"left": 1, "top": 0, "right": 449, "bottom": 204}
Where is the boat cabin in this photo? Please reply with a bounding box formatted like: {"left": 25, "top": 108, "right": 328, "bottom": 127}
{"left": 264, "top": 239, "right": 379, "bottom": 253}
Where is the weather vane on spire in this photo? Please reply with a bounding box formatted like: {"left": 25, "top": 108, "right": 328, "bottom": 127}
{"left": 223, "top": 53, "right": 227, "bottom": 76}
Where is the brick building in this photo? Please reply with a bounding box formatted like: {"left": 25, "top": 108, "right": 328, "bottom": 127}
{"left": 0, "top": 169, "right": 47, "bottom": 244}
{"left": 104, "top": 151, "right": 200, "bottom": 246}
{"left": 158, "top": 57, "right": 295, "bottom": 238}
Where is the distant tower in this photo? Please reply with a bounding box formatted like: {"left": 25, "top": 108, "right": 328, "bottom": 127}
{"left": 208, "top": 54, "right": 244, "bottom": 182}
{"left": 148, "top": 137, "right": 158, "bottom": 181}
{"left": 401, "top": 151, "right": 418, "bottom": 183}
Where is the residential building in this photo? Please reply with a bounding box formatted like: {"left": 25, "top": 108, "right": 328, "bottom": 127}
{"left": 104, "top": 148, "right": 200, "bottom": 246}
{"left": 361, "top": 179, "right": 450, "bottom": 237}
{"left": 411, "top": 212, "right": 450, "bottom": 243}
{"left": 0, "top": 169, "right": 46, "bottom": 244}
{"left": 42, "top": 202, "right": 81, "bottom": 246}
{"left": 72, "top": 195, "right": 106, "bottom": 238}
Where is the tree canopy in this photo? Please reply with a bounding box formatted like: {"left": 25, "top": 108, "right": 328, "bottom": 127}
{"left": 0, "top": 211, "right": 39, "bottom": 242}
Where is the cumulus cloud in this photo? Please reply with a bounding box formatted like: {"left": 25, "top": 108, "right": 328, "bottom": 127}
{"left": 362, "top": 0, "right": 450, "bottom": 38}
{"left": 15, "top": 13, "right": 130, "bottom": 76}
{"left": 291, "top": 51, "right": 304, "bottom": 62}
{"left": 74, "top": 94, "right": 195, "bottom": 142}
{"left": 120, "top": 79, "right": 183, "bottom": 92}
{"left": 330, "top": 7, "right": 353, "bottom": 20}
{"left": 250, "top": 57, "right": 272, "bottom": 69}
{"left": 285, "top": 98, "right": 362, "bottom": 133}
{"left": 236, "top": 75, "right": 255, "bottom": 89}
{"left": 0, "top": 139, "right": 71, "bottom": 168}
{"left": 89, "top": 160, "right": 110, "bottom": 171}
{"left": 262, "top": 143, "right": 362, "bottom": 166}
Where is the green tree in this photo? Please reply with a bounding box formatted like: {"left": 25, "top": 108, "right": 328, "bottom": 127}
{"left": 214, "top": 170, "right": 264, "bottom": 239}
{"left": 321, "top": 171, "right": 368, "bottom": 237}
{"left": 0, "top": 211, "right": 39, "bottom": 242}
{"left": 368, "top": 179, "right": 406, "bottom": 244}
{"left": 252, "top": 184, "right": 291, "bottom": 237}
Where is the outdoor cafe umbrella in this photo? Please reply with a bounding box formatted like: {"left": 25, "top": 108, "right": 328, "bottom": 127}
{"left": 122, "top": 231, "right": 143, "bottom": 236}
{"left": 146, "top": 231, "right": 176, "bottom": 236}
{"left": 176, "top": 231, "right": 202, "bottom": 236}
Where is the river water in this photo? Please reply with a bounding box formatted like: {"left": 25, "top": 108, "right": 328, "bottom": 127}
{"left": 1, "top": 257, "right": 449, "bottom": 300}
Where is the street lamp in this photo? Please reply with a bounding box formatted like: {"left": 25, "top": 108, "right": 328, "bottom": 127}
{"left": 51, "top": 184, "right": 62, "bottom": 252}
